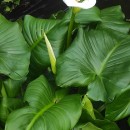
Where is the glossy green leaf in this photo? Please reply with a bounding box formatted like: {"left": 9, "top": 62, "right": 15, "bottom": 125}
{"left": 82, "top": 95, "right": 95, "bottom": 119}
{"left": 79, "top": 110, "right": 119, "bottom": 130}
{"left": 55, "top": 88, "right": 69, "bottom": 100}
{"left": 75, "top": 6, "right": 130, "bottom": 34}
{"left": 94, "top": 119, "right": 119, "bottom": 130}
{"left": 23, "top": 15, "right": 68, "bottom": 73}
{"left": 75, "top": 7, "right": 101, "bottom": 24}
{"left": 0, "top": 97, "right": 22, "bottom": 122}
{"left": 3, "top": 78, "right": 25, "bottom": 98}
{"left": 74, "top": 122, "right": 102, "bottom": 130}
{"left": 105, "top": 89, "right": 130, "bottom": 121}
{"left": 0, "top": 14, "right": 30, "bottom": 80}
{"left": 56, "top": 28, "right": 130, "bottom": 101}
{"left": 5, "top": 75, "right": 82, "bottom": 130}
{"left": 0, "top": 82, "right": 23, "bottom": 123}
{"left": 97, "top": 6, "right": 130, "bottom": 33}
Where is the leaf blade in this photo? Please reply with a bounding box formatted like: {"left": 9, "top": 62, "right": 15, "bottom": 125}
{"left": 5, "top": 75, "right": 82, "bottom": 130}
{"left": 56, "top": 28, "right": 130, "bottom": 101}
{"left": 0, "top": 14, "right": 30, "bottom": 80}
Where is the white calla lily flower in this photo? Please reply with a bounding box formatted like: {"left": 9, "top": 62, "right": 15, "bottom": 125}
{"left": 63, "top": 0, "right": 96, "bottom": 9}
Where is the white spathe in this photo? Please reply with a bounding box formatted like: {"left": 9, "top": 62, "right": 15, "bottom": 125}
{"left": 63, "top": 0, "right": 96, "bottom": 9}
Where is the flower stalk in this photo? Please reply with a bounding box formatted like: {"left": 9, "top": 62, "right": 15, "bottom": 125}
{"left": 66, "top": 8, "right": 77, "bottom": 48}
{"left": 66, "top": 7, "right": 81, "bottom": 48}
{"left": 64, "top": 0, "right": 96, "bottom": 48}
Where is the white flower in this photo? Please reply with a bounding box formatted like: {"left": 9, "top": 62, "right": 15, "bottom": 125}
{"left": 63, "top": 0, "right": 96, "bottom": 9}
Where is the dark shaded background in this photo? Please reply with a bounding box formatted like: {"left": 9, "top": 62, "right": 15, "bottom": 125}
{"left": 0, "top": 0, "right": 130, "bottom": 20}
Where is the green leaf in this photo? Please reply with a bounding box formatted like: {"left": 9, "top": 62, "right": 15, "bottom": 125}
{"left": 94, "top": 119, "right": 119, "bottom": 130}
{"left": 23, "top": 15, "right": 68, "bottom": 74}
{"left": 55, "top": 88, "right": 69, "bottom": 101}
{"left": 82, "top": 95, "right": 95, "bottom": 119}
{"left": 50, "top": 10, "right": 66, "bottom": 20}
{"left": 56, "top": 28, "right": 130, "bottom": 101}
{"left": 75, "top": 6, "right": 130, "bottom": 34}
{"left": 97, "top": 6, "right": 130, "bottom": 34}
{"left": 74, "top": 122, "right": 102, "bottom": 130}
{"left": 0, "top": 80, "right": 2, "bottom": 93}
{"left": 3, "top": 78, "right": 25, "bottom": 98}
{"left": 75, "top": 7, "right": 101, "bottom": 24}
{"left": 0, "top": 97, "right": 22, "bottom": 122}
{"left": 0, "top": 14, "right": 30, "bottom": 80}
{"left": 105, "top": 89, "right": 130, "bottom": 121}
{"left": 79, "top": 108, "right": 119, "bottom": 130}
{"left": 5, "top": 75, "right": 82, "bottom": 130}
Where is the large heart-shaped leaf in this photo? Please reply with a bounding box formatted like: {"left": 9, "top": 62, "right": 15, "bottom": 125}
{"left": 5, "top": 75, "right": 82, "bottom": 130}
{"left": 75, "top": 6, "right": 130, "bottom": 34}
{"left": 97, "top": 6, "right": 130, "bottom": 33}
{"left": 23, "top": 15, "right": 68, "bottom": 73}
{"left": 105, "top": 89, "right": 130, "bottom": 121}
{"left": 0, "top": 15, "right": 30, "bottom": 80}
{"left": 56, "top": 28, "right": 130, "bottom": 101}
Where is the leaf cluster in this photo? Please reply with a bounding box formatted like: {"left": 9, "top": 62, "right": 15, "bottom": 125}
{"left": 0, "top": 5, "right": 130, "bottom": 130}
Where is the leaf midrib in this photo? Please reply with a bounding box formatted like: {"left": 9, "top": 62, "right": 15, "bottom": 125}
{"left": 97, "top": 43, "right": 120, "bottom": 76}
{"left": 30, "top": 21, "right": 60, "bottom": 51}
{"left": 30, "top": 35, "right": 44, "bottom": 50}
{"left": 26, "top": 102, "right": 54, "bottom": 130}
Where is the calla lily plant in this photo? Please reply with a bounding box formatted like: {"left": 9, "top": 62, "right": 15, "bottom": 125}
{"left": 1, "top": 1, "right": 130, "bottom": 130}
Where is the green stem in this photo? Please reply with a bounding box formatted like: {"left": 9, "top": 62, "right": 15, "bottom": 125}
{"left": 26, "top": 102, "right": 54, "bottom": 130}
{"left": 1, "top": 84, "right": 8, "bottom": 112}
{"left": 1, "top": 83, "right": 7, "bottom": 98}
{"left": 66, "top": 8, "right": 76, "bottom": 48}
